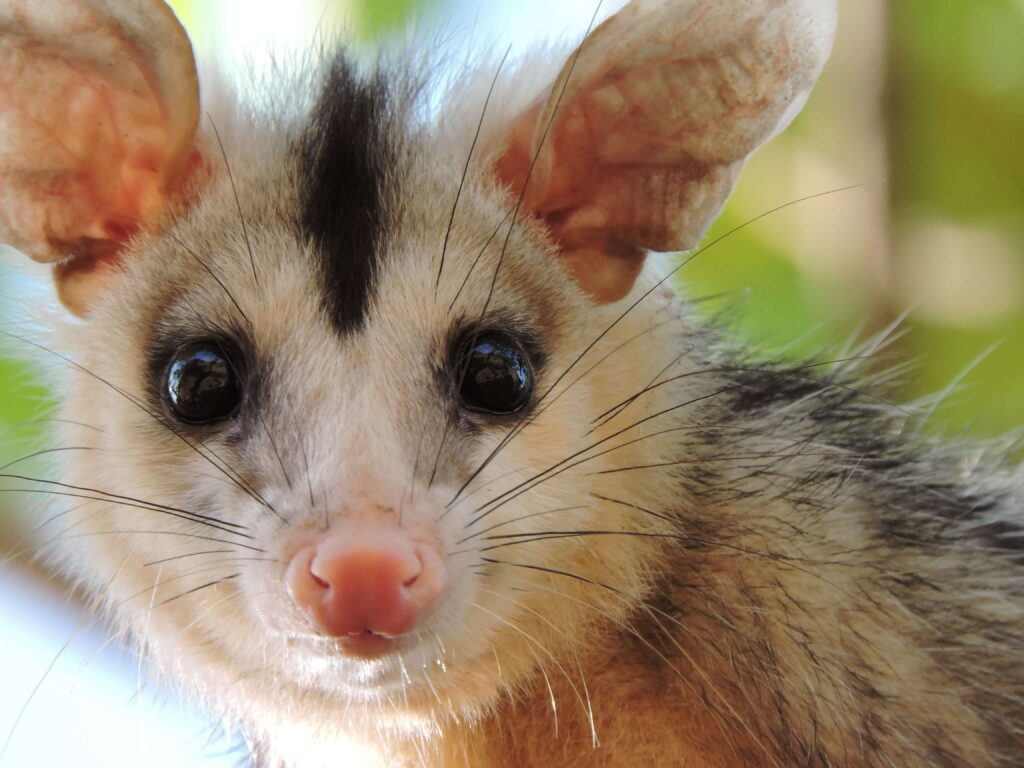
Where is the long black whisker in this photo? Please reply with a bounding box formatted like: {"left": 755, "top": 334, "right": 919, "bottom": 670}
{"left": 591, "top": 493, "right": 677, "bottom": 525}
{"left": 481, "top": 531, "right": 860, "bottom": 603}
{"left": 463, "top": 383, "right": 750, "bottom": 527}
{"left": 591, "top": 357, "right": 904, "bottom": 432}
{"left": 436, "top": 46, "right": 512, "bottom": 293}
{"left": 405, "top": 420, "right": 432, "bottom": 526}
{"left": 427, "top": 415, "right": 454, "bottom": 490}
{"left": 259, "top": 411, "right": 294, "bottom": 493}
{"left": 447, "top": 210, "right": 513, "bottom": 314}
{"left": 56, "top": 529, "right": 264, "bottom": 552}
{"left": 480, "top": 557, "right": 616, "bottom": 591}
{"left": 14, "top": 418, "right": 105, "bottom": 434}
{"left": 466, "top": 397, "right": 854, "bottom": 532}
{"left": 455, "top": 505, "right": 587, "bottom": 545}
{"left": 143, "top": 549, "right": 235, "bottom": 567}
{"left": 208, "top": 114, "right": 259, "bottom": 293}
{"left": 161, "top": 226, "right": 251, "bottom": 325}
{"left": 296, "top": 409, "right": 318, "bottom": 520}
{"left": 0, "top": 473, "right": 248, "bottom": 531}
{"left": 464, "top": 376, "right": 862, "bottom": 528}
{"left": 159, "top": 574, "right": 240, "bottom": 607}
{"left": 0, "top": 486, "right": 252, "bottom": 539}
{"left": 446, "top": 318, "right": 678, "bottom": 511}
{"left": 594, "top": 344, "right": 694, "bottom": 430}
{"left": 0, "top": 446, "right": 93, "bottom": 472}
{"left": 593, "top": 450, "right": 872, "bottom": 476}
{"left": 452, "top": 330, "right": 678, "bottom": 517}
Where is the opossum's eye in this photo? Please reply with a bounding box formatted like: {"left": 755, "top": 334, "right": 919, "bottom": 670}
{"left": 456, "top": 332, "right": 533, "bottom": 416}
{"left": 165, "top": 342, "right": 243, "bottom": 425}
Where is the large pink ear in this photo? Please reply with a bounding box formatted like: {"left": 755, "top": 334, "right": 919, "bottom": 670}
{"left": 0, "top": 0, "right": 201, "bottom": 315}
{"left": 496, "top": 0, "right": 838, "bottom": 304}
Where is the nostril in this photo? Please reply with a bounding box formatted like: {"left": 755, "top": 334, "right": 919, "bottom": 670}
{"left": 284, "top": 530, "right": 447, "bottom": 648}
{"left": 402, "top": 552, "right": 424, "bottom": 589}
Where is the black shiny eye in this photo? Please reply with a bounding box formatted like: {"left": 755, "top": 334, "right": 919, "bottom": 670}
{"left": 456, "top": 331, "right": 534, "bottom": 416}
{"left": 165, "top": 342, "right": 242, "bottom": 424}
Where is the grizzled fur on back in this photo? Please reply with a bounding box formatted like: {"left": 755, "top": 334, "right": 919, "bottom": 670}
{"left": 1, "top": 2, "right": 1022, "bottom": 767}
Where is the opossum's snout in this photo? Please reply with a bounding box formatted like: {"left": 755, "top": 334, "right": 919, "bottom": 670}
{"left": 285, "top": 524, "right": 447, "bottom": 658}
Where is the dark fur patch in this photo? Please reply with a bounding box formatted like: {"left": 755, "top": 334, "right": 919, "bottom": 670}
{"left": 296, "top": 55, "right": 396, "bottom": 334}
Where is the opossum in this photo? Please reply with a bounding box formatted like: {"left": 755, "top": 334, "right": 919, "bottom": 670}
{"left": 0, "top": 0, "right": 1022, "bottom": 766}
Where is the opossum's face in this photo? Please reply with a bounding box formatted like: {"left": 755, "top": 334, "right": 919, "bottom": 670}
{"left": 0, "top": 0, "right": 836, "bottom": 736}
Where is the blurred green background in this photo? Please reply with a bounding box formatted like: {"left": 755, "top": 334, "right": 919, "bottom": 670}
{"left": 2, "top": 0, "right": 1023, "bottom": 539}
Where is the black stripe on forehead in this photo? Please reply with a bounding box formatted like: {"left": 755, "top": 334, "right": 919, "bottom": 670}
{"left": 297, "top": 55, "right": 396, "bottom": 334}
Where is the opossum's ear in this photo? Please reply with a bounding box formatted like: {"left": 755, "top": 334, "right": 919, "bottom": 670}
{"left": 495, "top": 0, "right": 837, "bottom": 304}
{"left": 0, "top": 0, "right": 202, "bottom": 316}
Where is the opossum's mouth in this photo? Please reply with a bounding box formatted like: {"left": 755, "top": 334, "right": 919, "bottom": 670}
{"left": 333, "top": 631, "right": 400, "bottom": 660}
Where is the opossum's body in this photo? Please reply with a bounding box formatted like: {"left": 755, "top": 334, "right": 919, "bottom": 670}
{"left": 1, "top": 1, "right": 1022, "bottom": 766}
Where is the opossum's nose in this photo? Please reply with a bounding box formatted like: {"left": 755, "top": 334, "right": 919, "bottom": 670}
{"left": 285, "top": 526, "right": 446, "bottom": 657}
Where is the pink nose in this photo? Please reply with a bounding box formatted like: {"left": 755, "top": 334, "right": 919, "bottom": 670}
{"left": 285, "top": 526, "right": 446, "bottom": 650}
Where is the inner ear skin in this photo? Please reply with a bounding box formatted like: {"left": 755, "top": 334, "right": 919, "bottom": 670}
{"left": 551, "top": 234, "right": 647, "bottom": 305}
{"left": 0, "top": 0, "right": 203, "bottom": 317}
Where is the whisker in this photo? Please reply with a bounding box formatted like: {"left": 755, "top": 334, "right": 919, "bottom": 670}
{"left": 13, "top": 418, "right": 105, "bottom": 434}
{"left": 447, "top": 210, "right": 513, "bottom": 314}
{"left": 405, "top": 420, "right": 431, "bottom": 526}
{"left": 0, "top": 473, "right": 249, "bottom": 533}
{"left": 477, "top": 585, "right": 596, "bottom": 743}
{"left": 593, "top": 450, "right": 870, "bottom": 476}
{"left": 161, "top": 226, "right": 251, "bottom": 326}
{"left": 595, "top": 344, "right": 694, "bottom": 430}
{"left": 436, "top": 46, "right": 512, "bottom": 293}
{"left": 54, "top": 529, "right": 265, "bottom": 554}
{"left": 484, "top": 529, "right": 859, "bottom": 600}
{"left": 0, "top": 446, "right": 94, "bottom": 472}
{"left": 142, "top": 549, "right": 235, "bottom": 567}
{"left": 159, "top": 574, "right": 240, "bottom": 607}
{"left": 432, "top": 5, "right": 607, "bottom": 500}
{"left": 469, "top": 596, "right": 588, "bottom": 732}
{"left": 259, "top": 411, "right": 294, "bottom": 494}
{"left": 208, "top": 114, "right": 259, "bottom": 293}
{"left": 0, "top": 488, "right": 253, "bottom": 542}
{"left": 454, "top": 505, "right": 587, "bottom": 545}
{"left": 591, "top": 357, "right": 905, "bottom": 433}
{"left": 463, "top": 384, "right": 756, "bottom": 527}
{"left": 281, "top": 395, "right": 318, "bottom": 522}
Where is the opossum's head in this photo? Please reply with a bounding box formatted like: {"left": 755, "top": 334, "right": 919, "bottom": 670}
{"left": 0, "top": 0, "right": 835, "bottom": 741}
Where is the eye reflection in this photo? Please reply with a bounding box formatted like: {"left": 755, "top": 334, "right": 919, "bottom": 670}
{"left": 457, "top": 332, "right": 533, "bottom": 416}
{"left": 165, "top": 342, "right": 242, "bottom": 424}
